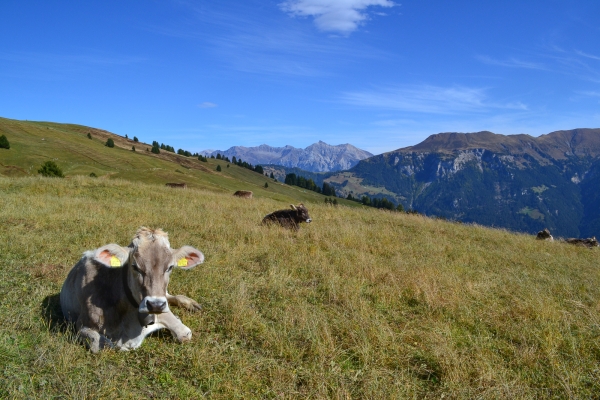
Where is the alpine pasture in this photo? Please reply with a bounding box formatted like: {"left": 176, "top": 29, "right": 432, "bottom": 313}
{"left": 0, "top": 118, "right": 599, "bottom": 398}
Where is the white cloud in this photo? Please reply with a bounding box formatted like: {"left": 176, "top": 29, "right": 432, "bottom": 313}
{"left": 340, "top": 85, "right": 528, "bottom": 114}
{"left": 198, "top": 102, "right": 218, "bottom": 108}
{"left": 279, "top": 0, "right": 396, "bottom": 34}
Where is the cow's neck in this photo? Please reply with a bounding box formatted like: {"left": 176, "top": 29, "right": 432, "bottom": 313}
{"left": 121, "top": 262, "right": 156, "bottom": 327}
{"left": 121, "top": 262, "right": 140, "bottom": 308}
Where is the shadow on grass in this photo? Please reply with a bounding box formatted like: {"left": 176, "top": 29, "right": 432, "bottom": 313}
{"left": 41, "top": 292, "right": 72, "bottom": 334}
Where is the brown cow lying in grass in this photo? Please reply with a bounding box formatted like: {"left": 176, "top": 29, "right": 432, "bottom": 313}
{"left": 262, "top": 203, "right": 312, "bottom": 230}
{"left": 233, "top": 190, "right": 253, "bottom": 198}
{"left": 60, "top": 227, "right": 204, "bottom": 353}
{"left": 166, "top": 183, "right": 187, "bottom": 188}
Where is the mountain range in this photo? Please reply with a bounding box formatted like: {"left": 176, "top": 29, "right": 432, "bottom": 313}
{"left": 201, "top": 141, "right": 373, "bottom": 173}
{"left": 323, "top": 129, "right": 600, "bottom": 238}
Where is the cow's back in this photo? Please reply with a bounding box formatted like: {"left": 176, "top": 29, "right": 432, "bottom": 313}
{"left": 60, "top": 257, "right": 120, "bottom": 323}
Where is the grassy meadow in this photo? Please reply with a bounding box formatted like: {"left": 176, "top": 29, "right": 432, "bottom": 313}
{"left": 1, "top": 176, "right": 599, "bottom": 399}
{"left": 0, "top": 117, "right": 357, "bottom": 207}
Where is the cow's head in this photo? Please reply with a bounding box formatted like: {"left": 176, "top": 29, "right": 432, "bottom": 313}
{"left": 92, "top": 227, "right": 204, "bottom": 317}
{"left": 291, "top": 203, "right": 312, "bottom": 223}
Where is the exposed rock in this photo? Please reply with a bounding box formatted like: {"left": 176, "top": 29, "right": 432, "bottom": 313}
{"left": 565, "top": 237, "right": 599, "bottom": 248}
{"left": 201, "top": 141, "right": 373, "bottom": 173}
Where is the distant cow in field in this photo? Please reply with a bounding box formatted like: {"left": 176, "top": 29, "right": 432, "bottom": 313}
{"left": 536, "top": 228, "right": 554, "bottom": 241}
{"left": 60, "top": 227, "right": 204, "bottom": 353}
{"left": 262, "top": 203, "right": 312, "bottom": 230}
{"left": 233, "top": 190, "right": 253, "bottom": 199}
{"left": 565, "top": 237, "right": 599, "bottom": 248}
{"left": 166, "top": 183, "right": 187, "bottom": 189}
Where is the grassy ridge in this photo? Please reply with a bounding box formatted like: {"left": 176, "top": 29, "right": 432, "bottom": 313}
{"left": 1, "top": 176, "right": 599, "bottom": 398}
{"left": 0, "top": 117, "right": 358, "bottom": 206}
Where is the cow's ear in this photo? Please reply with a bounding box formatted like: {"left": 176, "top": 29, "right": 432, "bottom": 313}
{"left": 172, "top": 246, "right": 205, "bottom": 270}
{"left": 93, "top": 244, "right": 131, "bottom": 268}
{"left": 290, "top": 204, "right": 297, "bottom": 210}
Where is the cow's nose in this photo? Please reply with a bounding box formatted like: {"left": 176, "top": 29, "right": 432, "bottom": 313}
{"left": 306, "top": 218, "right": 312, "bottom": 223}
{"left": 146, "top": 299, "right": 167, "bottom": 313}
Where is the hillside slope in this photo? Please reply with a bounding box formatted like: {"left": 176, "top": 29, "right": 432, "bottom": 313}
{"left": 0, "top": 117, "right": 358, "bottom": 207}
{"left": 1, "top": 177, "right": 598, "bottom": 398}
{"left": 325, "top": 129, "right": 600, "bottom": 238}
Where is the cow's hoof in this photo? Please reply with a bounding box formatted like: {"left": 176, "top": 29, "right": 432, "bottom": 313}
{"left": 177, "top": 328, "right": 192, "bottom": 343}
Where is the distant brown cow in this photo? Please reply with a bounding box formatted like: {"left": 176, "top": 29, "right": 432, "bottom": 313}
{"left": 166, "top": 183, "right": 187, "bottom": 188}
{"left": 262, "top": 203, "right": 312, "bottom": 231}
{"left": 233, "top": 190, "right": 253, "bottom": 199}
{"left": 565, "top": 237, "right": 599, "bottom": 248}
{"left": 60, "top": 227, "right": 204, "bottom": 352}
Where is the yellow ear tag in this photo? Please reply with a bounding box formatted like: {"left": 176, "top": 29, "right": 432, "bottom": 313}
{"left": 177, "top": 258, "right": 188, "bottom": 267}
{"left": 110, "top": 256, "right": 121, "bottom": 267}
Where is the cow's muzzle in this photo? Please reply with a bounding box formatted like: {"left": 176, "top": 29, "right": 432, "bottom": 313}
{"left": 140, "top": 296, "right": 169, "bottom": 314}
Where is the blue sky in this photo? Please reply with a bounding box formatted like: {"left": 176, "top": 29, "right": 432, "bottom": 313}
{"left": 1, "top": 0, "right": 599, "bottom": 155}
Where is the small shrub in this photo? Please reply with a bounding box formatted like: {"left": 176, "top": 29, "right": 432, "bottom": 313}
{"left": 89, "top": 172, "right": 97, "bottom": 178}
{"left": 87, "top": 132, "right": 92, "bottom": 139}
{"left": 0, "top": 134, "right": 10, "bottom": 149}
{"left": 105, "top": 138, "right": 115, "bottom": 148}
{"left": 132, "top": 146, "right": 136, "bottom": 151}
{"left": 133, "top": 136, "right": 139, "bottom": 142}
{"left": 38, "top": 161, "right": 64, "bottom": 178}
{"left": 216, "top": 165, "right": 222, "bottom": 172}
{"left": 264, "top": 182, "right": 269, "bottom": 188}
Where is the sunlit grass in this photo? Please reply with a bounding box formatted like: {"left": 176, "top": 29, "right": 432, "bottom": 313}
{"left": 1, "top": 176, "right": 599, "bottom": 398}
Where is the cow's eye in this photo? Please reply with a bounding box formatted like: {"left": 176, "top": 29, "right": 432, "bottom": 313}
{"left": 166, "top": 265, "right": 174, "bottom": 273}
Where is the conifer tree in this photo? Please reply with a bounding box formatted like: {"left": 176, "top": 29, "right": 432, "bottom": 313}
{"left": 38, "top": 161, "right": 64, "bottom": 178}
{"left": 0, "top": 134, "right": 10, "bottom": 149}
{"left": 105, "top": 138, "right": 115, "bottom": 148}
{"left": 216, "top": 165, "right": 222, "bottom": 172}
{"left": 87, "top": 132, "right": 92, "bottom": 139}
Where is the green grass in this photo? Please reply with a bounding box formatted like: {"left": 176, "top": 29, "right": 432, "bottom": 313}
{"left": 1, "top": 176, "right": 599, "bottom": 398}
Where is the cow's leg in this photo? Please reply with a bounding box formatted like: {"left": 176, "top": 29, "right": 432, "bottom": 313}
{"left": 156, "top": 312, "right": 192, "bottom": 343}
{"left": 78, "top": 327, "right": 115, "bottom": 353}
{"left": 166, "top": 293, "right": 202, "bottom": 312}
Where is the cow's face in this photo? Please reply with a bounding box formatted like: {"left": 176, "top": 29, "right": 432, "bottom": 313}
{"left": 292, "top": 204, "right": 312, "bottom": 223}
{"left": 128, "top": 229, "right": 204, "bottom": 315}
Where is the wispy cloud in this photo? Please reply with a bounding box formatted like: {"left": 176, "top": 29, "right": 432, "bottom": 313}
{"left": 198, "top": 102, "right": 218, "bottom": 108}
{"left": 575, "top": 50, "right": 600, "bottom": 61}
{"left": 279, "top": 0, "right": 396, "bottom": 34}
{"left": 150, "top": 2, "right": 393, "bottom": 78}
{"left": 476, "top": 55, "right": 545, "bottom": 70}
{"left": 0, "top": 51, "right": 145, "bottom": 67}
{"left": 576, "top": 91, "right": 600, "bottom": 98}
{"left": 477, "top": 48, "right": 600, "bottom": 83}
{"left": 340, "top": 85, "right": 527, "bottom": 114}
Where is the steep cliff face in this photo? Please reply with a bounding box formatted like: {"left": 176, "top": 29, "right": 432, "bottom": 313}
{"left": 327, "top": 129, "right": 600, "bottom": 237}
{"left": 202, "top": 141, "right": 373, "bottom": 172}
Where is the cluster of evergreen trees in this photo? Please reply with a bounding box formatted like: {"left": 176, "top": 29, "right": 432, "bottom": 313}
{"left": 345, "top": 193, "right": 404, "bottom": 212}
{"left": 177, "top": 149, "right": 193, "bottom": 157}
{"left": 284, "top": 173, "right": 336, "bottom": 196}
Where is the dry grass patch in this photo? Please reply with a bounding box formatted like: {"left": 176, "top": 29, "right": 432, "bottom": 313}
{"left": 1, "top": 176, "right": 599, "bottom": 398}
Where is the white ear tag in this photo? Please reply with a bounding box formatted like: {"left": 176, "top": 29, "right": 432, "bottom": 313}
{"left": 110, "top": 256, "right": 121, "bottom": 267}
{"left": 177, "top": 258, "right": 188, "bottom": 267}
